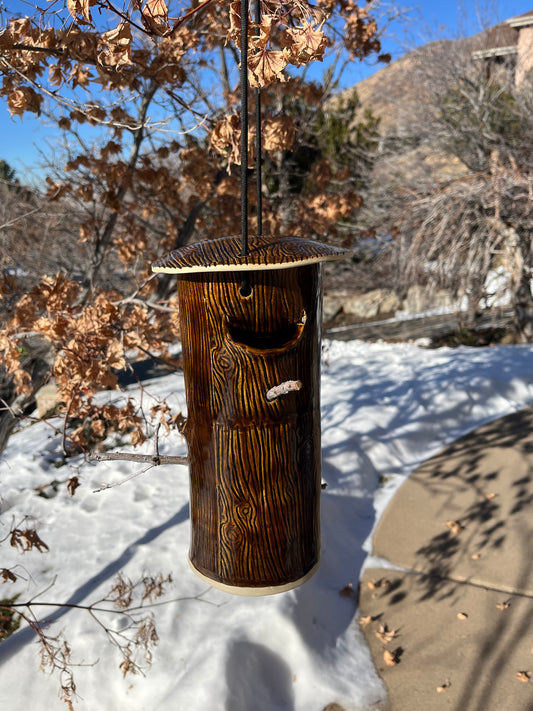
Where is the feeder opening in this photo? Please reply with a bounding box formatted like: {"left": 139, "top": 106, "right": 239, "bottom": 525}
{"left": 240, "top": 279, "right": 253, "bottom": 298}
{"left": 227, "top": 314, "right": 306, "bottom": 352}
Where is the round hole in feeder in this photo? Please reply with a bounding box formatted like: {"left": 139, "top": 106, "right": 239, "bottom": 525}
{"left": 240, "top": 280, "right": 253, "bottom": 298}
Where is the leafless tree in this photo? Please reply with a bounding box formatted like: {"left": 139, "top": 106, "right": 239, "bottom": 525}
{"left": 361, "top": 21, "right": 533, "bottom": 324}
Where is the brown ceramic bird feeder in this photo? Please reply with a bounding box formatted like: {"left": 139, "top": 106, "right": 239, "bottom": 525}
{"left": 151, "top": 0, "right": 347, "bottom": 594}
{"left": 152, "top": 235, "right": 345, "bottom": 594}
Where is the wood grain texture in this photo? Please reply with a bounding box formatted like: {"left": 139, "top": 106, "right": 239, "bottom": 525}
{"left": 178, "top": 264, "right": 323, "bottom": 590}
{"left": 152, "top": 233, "right": 347, "bottom": 273}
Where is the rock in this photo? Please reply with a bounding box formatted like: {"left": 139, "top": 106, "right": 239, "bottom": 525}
{"left": 35, "top": 381, "right": 62, "bottom": 418}
{"left": 402, "top": 284, "right": 454, "bottom": 314}
{"left": 323, "top": 296, "right": 344, "bottom": 323}
{"left": 343, "top": 289, "right": 401, "bottom": 319}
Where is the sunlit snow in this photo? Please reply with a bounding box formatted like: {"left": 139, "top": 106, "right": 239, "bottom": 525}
{"left": 2, "top": 339, "right": 533, "bottom": 710}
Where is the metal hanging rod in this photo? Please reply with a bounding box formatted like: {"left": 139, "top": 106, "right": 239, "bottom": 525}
{"left": 240, "top": 0, "right": 249, "bottom": 257}
{"left": 240, "top": 0, "right": 263, "bottom": 258}
{"left": 254, "top": 0, "right": 263, "bottom": 238}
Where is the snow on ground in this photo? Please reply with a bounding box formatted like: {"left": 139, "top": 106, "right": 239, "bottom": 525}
{"left": 2, "top": 339, "right": 533, "bottom": 710}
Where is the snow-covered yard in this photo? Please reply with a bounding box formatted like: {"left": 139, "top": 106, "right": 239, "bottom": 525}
{"left": 2, "top": 339, "right": 533, "bottom": 710}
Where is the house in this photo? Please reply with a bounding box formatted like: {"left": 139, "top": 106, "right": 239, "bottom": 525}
{"left": 471, "top": 10, "right": 533, "bottom": 85}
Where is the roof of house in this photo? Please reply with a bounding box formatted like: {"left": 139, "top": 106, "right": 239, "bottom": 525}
{"left": 471, "top": 22, "right": 518, "bottom": 59}
{"left": 507, "top": 9, "right": 533, "bottom": 28}
{"left": 471, "top": 10, "right": 533, "bottom": 59}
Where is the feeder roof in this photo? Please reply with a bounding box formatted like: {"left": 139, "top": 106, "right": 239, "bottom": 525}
{"left": 152, "top": 234, "right": 348, "bottom": 274}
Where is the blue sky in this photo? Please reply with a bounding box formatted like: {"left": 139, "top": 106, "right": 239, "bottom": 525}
{"left": 1, "top": 0, "right": 532, "bottom": 182}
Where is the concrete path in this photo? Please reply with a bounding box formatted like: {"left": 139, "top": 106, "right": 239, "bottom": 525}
{"left": 358, "top": 408, "right": 533, "bottom": 711}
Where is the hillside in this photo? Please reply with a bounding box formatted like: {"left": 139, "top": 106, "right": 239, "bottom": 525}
{"left": 349, "top": 17, "right": 530, "bottom": 184}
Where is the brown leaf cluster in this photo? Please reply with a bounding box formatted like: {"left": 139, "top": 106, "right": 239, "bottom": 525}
{"left": 141, "top": 573, "right": 173, "bottom": 603}
{"left": 375, "top": 623, "right": 399, "bottom": 645}
{"left": 263, "top": 114, "right": 296, "bottom": 153}
{"left": 7, "top": 86, "right": 43, "bottom": 118}
{"left": 109, "top": 573, "right": 135, "bottom": 609}
{"left": 67, "top": 0, "right": 95, "bottom": 25}
{"left": 210, "top": 113, "right": 256, "bottom": 168}
{"left": 98, "top": 23, "right": 132, "bottom": 69}
{"left": 283, "top": 20, "right": 327, "bottom": 67}
{"left": 141, "top": 0, "right": 170, "bottom": 37}
{"left": 1, "top": 568, "right": 18, "bottom": 583}
{"left": 10, "top": 528, "right": 49, "bottom": 553}
{"left": 0, "top": 270, "right": 175, "bottom": 450}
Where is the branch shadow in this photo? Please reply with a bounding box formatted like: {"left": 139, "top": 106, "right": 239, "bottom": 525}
{"left": 409, "top": 408, "right": 533, "bottom": 601}
{"left": 369, "top": 407, "right": 533, "bottom": 711}
{"left": 0, "top": 503, "right": 189, "bottom": 661}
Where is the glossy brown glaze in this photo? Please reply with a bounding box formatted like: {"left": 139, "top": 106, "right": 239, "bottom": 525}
{"left": 178, "top": 265, "right": 322, "bottom": 589}
{"left": 153, "top": 235, "right": 346, "bottom": 593}
{"left": 152, "top": 233, "right": 347, "bottom": 273}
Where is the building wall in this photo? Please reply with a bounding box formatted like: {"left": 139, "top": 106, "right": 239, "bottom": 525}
{"left": 516, "top": 26, "right": 533, "bottom": 85}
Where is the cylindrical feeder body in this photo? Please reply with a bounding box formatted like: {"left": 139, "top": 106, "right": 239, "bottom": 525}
{"left": 152, "top": 235, "right": 346, "bottom": 595}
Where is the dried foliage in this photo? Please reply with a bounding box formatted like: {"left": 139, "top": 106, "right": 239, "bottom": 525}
{"left": 0, "top": 0, "right": 387, "bottom": 703}
{"left": 364, "top": 35, "right": 533, "bottom": 322}
{"left": 0, "top": 0, "right": 385, "bottom": 459}
{"left": 10, "top": 527, "right": 49, "bottom": 553}
{"left": 0, "top": 567, "right": 202, "bottom": 705}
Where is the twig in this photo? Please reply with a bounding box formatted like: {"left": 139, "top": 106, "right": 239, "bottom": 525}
{"left": 266, "top": 380, "right": 302, "bottom": 401}
{"left": 4, "top": 589, "right": 222, "bottom": 615}
{"left": 89, "top": 450, "right": 188, "bottom": 492}
{"left": 89, "top": 452, "right": 187, "bottom": 464}
{"left": 153, "top": 421, "right": 161, "bottom": 462}
{"left": 61, "top": 389, "right": 77, "bottom": 457}
{"left": 134, "top": 344, "right": 182, "bottom": 371}
{"left": 116, "top": 296, "right": 176, "bottom": 312}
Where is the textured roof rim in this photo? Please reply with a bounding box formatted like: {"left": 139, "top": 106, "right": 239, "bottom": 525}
{"left": 152, "top": 253, "right": 348, "bottom": 274}
{"left": 151, "top": 234, "right": 348, "bottom": 274}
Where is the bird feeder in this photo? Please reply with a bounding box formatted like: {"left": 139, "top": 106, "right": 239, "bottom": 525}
{"left": 152, "top": 234, "right": 345, "bottom": 595}
{"left": 151, "top": 0, "right": 347, "bottom": 594}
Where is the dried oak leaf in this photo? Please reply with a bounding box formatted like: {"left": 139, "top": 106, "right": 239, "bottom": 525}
{"left": 248, "top": 48, "right": 290, "bottom": 88}
{"left": 436, "top": 679, "right": 451, "bottom": 693}
{"left": 516, "top": 671, "right": 530, "bottom": 683}
{"left": 67, "top": 476, "right": 81, "bottom": 496}
{"left": 383, "top": 648, "right": 402, "bottom": 666}
{"left": 10, "top": 528, "right": 49, "bottom": 553}
{"left": 496, "top": 600, "right": 511, "bottom": 611}
{"left": 1, "top": 568, "right": 17, "bottom": 583}
{"left": 67, "top": 0, "right": 95, "bottom": 24}
{"left": 142, "top": 0, "right": 170, "bottom": 36}
{"left": 457, "top": 612, "right": 468, "bottom": 620}
{"left": 367, "top": 578, "right": 391, "bottom": 591}
{"left": 228, "top": 0, "right": 242, "bottom": 43}
{"left": 375, "top": 624, "right": 398, "bottom": 644}
{"left": 358, "top": 615, "right": 374, "bottom": 627}
{"left": 263, "top": 114, "right": 296, "bottom": 153}
{"left": 339, "top": 583, "right": 355, "bottom": 598}
{"left": 284, "top": 20, "right": 327, "bottom": 66}
{"left": 0, "top": 28, "right": 14, "bottom": 49}
{"left": 7, "top": 86, "right": 43, "bottom": 118}
{"left": 98, "top": 23, "right": 132, "bottom": 69}
{"left": 445, "top": 520, "right": 464, "bottom": 534}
